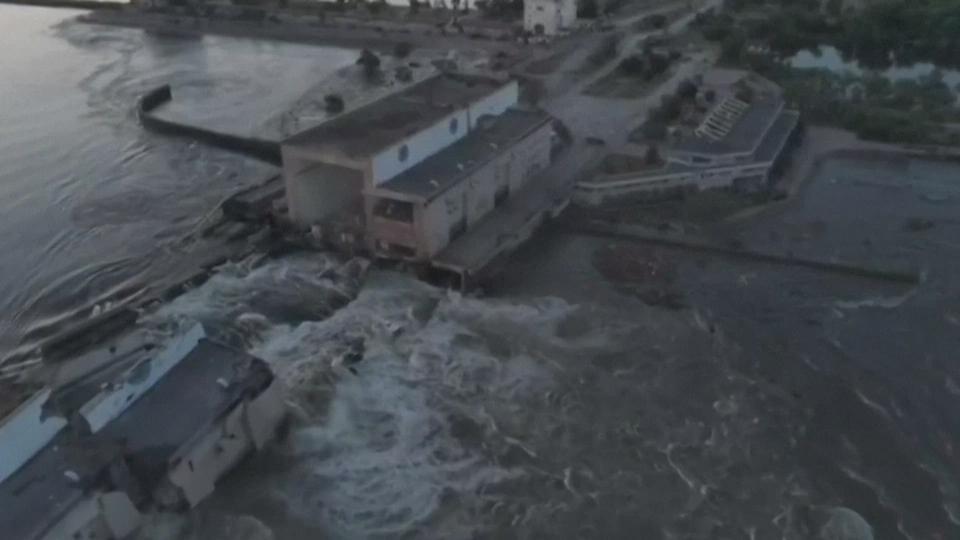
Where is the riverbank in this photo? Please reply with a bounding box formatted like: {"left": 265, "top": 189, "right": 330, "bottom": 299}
{"left": 80, "top": 8, "right": 522, "bottom": 58}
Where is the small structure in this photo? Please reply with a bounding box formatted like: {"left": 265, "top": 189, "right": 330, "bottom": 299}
{"left": 0, "top": 326, "right": 286, "bottom": 540}
{"left": 575, "top": 69, "right": 801, "bottom": 205}
{"left": 524, "top": 0, "right": 577, "bottom": 35}
{"left": 281, "top": 73, "right": 555, "bottom": 266}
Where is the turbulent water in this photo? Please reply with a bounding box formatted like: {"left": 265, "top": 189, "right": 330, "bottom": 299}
{"left": 126, "top": 253, "right": 838, "bottom": 540}
{"left": 4, "top": 5, "right": 960, "bottom": 540}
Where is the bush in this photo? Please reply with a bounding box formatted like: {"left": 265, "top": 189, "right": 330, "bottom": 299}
{"left": 395, "top": 65, "right": 413, "bottom": 82}
{"left": 677, "top": 79, "right": 698, "bottom": 100}
{"left": 357, "top": 48, "right": 381, "bottom": 78}
{"left": 393, "top": 41, "right": 413, "bottom": 58}
{"left": 578, "top": 0, "right": 598, "bottom": 18}
{"left": 324, "top": 94, "right": 345, "bottom": 113}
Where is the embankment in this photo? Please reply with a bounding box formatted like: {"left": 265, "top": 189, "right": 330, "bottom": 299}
{"left": 137, "top": 85, "right": 281, "bottom": 164}
{"left": 0, "top": 0, "right": 121, "bottom": 10}
{"left": 572, "top": 221, "right": 920, "bottom": 285}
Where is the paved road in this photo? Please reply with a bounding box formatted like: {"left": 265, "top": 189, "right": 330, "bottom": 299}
{"left": 539, "top": 0, "right": 722, "bottom": 151}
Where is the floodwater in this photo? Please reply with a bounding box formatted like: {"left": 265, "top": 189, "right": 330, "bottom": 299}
{"left": 789, "top": 45, "right": 960, "bottom": 95}
{"left": 4, "top": 5, "right": 960, "bottom": 540}
{"left": 0, "top": 6, "right": 355, "bottom": 357}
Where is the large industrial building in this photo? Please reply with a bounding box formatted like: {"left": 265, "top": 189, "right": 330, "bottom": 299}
{"left": 281, "top": 73, "right": 555, "bottom": 264}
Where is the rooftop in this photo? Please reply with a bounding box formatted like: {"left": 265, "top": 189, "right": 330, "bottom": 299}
{"left": 0, "top": 339, "right": 273, "bottom": 540}
{"left": 283, "top": 73, "right": 510, "bottom": 159}
{"left": 674, "top": 93, "right": 784, "bottom": 155}
{"left": 755, "top": 109, "right": 801, "bottom": 163}
{"left": 373, "top": 108, "right": 552, "bottom": 201}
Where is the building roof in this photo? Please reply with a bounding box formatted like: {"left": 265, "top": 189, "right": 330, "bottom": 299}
{"left": 283, "top": 73, "right": 510, "bottom": 159}
{"left": 0, "top": 339, "right": 273, "bottom": 540}
{"left": 673, "top": 94, "right": 784, "bottom": 156}
{"left": 754, "top": 109, "right": 800, "bottom": 163}
{"left": 372, "top": 108, "right": 552, "bottom": 202}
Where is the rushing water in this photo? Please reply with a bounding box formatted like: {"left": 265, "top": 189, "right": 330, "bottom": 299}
{"left": 4, "top": 5, "right": 960, "bottom": 540}
{"left": 0, "top": 6, "right": 355, "bottom": 357}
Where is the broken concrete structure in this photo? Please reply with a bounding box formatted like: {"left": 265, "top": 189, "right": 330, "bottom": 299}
{"left": 282, "top": 72, "right": 554, "bottom": 266}
{"left": 0, "top": 325, "right": 286, "bottom": 540}
{"left": 524, "top": 0, "right": 577, "bottom": 35}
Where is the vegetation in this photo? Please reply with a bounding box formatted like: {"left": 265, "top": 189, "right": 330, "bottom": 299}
{"left": 578, "top": 0, "right": 598, "bottom": 19}
{"left": 617, "top": 50, "right": 670, "bottom": 80}
{"left": 393, "top": 41, "right": 413, "bottom": 59}
{"left": 586, "top": 34, "right": 621, "bottom": 68}
{"left": 357, "top": 49, "right": 381, "bottom": 79}
{"left": 694, "top": 0, "right": 960, "bottom": 145}
{"left": 324, "top": 94, "right": 345, "bottom": 113}
{"left": 475, "top": 0, "right": 523, "bottom": 20}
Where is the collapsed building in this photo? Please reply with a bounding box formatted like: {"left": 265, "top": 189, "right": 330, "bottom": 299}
{"left": 0, "top": 321, "right": 286, "bottom": 540}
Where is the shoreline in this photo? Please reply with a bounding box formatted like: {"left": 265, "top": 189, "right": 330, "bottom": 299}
{"left": 726, "top": 125, "right": 960, "bottom": 223}
{"left": 79, "top": 8, "right": 522, "bottom": 56}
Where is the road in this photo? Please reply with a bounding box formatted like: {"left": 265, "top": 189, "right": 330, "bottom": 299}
{"left": 539, "top": 0, "right": 722, "bottom": 151}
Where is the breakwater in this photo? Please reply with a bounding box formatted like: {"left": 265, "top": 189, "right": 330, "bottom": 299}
{"left": 572, "top": 221, "right": 921, "bottom": 284}
{"left": 137, "top": 85, "right": 282, "bottom": 164}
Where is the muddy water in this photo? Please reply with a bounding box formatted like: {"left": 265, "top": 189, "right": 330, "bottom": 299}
{"left": 129, "top": 251, "right": 820, "bottom": 540}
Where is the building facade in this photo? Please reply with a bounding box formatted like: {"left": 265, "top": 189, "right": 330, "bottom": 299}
{"left": 575, "top": 70, "right": 801, "bottom": 206}
{"left": 524, "top": 0, "right": 577, "bottom": 35}
{"left": 282, "top": 73, "right": 554, "bottom": 262}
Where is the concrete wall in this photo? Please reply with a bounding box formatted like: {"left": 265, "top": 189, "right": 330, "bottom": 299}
{"left": 138, "top": 85, "right": 281, "bottom": 164}
{"left": 285, "top": 160, "right": 365, "bottom": 225}
{"left": 467, "top": 82, "right": 519, "bottom": 128}
{"left": 161, "top": 378, "right": 286, "bottom": 507}
{"left": 39, "top": 492, "right": 140, "bottom": 540}
{"left": 0, "top": 389, "right": 67, "bottom": 485}
{"left": 418, "top": 121, "right": 552, "bottom": 257}
{"left": 525, "top": 0, "right": 561, "bottom": 34}
{"left": 371, "top": 109, "right": 471, "bottom": 186}
{"left": 79, "top": 324, "right": 206, "bottom": 434}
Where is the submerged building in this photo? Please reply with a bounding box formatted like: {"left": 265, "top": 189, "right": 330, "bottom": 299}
{"left": 0, "top": 325, "right": 286, "bottom": 540}
{"left": 281, "top": 73, "right": 555, "bottom": 268}
{"left": 575, "top": 69, "right": 801, "bottom": 205}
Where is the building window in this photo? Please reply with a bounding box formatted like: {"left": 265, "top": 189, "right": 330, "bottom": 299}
{"left": 398, "top": 144, "right": 409, "bottom": 162}
{"left": 373, "top": 198, "right": 414, "bottom": 223}
{"left": 449, "top": 117, "right": 459, "bottom": 134}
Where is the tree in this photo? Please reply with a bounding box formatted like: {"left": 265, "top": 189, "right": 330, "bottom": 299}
{"left": 357, "top": 49, "right": 381, "bottom": 78}
{"left": 644, "top": 145, "right": 662, "bottom": 165}
{"left": 408, "top": 0, "right": 420, "bottom": 14}
{"left": 578, "top": 0, "right": 598, "bottom": 19}
{"left": 642, "top": 121, "right": 667, "bottom": 141}
{"left": 393, "top": 41, "right": 413, "bottom": 58}
{"left": 677, "top": 79, "right": 698, "bottom": 101}
{"left": 825, "top": 0, "right": 843, "bottom": 19}
{"left": 720, "top": 32, "right": 746, "bottom": 63}
{"left": 324, "top": 94, "right": 345, "bottom": 113}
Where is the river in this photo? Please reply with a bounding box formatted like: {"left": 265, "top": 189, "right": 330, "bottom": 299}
{"left": 0, "top": 5, "right": 355, "bottom": 358}
{"left": 4, "top": 5, "right": 960, "bottom": 540}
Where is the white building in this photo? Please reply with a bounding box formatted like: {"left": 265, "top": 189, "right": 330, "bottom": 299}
{"left": 524, "top": 0, "right": 577, "bottom": 35}
{"left": 575, "top": 70, "right": 802, "bottom": 205}
{"left": 282, "top": 73, "right": 555, "bottom": 262}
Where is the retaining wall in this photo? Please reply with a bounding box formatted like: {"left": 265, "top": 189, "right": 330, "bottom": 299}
{"left": 137, "top": 85, "right": 281, "bottom": 164}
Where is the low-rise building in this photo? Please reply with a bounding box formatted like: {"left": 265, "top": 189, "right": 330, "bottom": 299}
{"left": 524, "top": 0, "right": 577, "bottom": 35}
{"left": 281, "top": 72, "right": 555, "bottom": 263}
{"left": 575, "top": 69, "right": 801, "bottom": 205}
